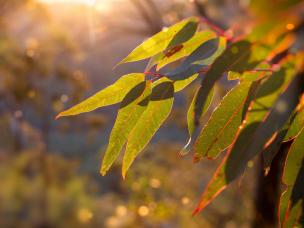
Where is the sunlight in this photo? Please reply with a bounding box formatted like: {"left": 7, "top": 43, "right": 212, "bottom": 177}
{"left": 38, "top": 0, "right": 97, "bottom": 6}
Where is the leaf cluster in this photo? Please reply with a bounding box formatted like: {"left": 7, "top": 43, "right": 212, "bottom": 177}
{"left": 57, "top": 15, "right": 304, "bottom": 226}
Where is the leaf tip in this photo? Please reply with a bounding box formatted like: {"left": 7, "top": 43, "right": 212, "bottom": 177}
{"left": 115, "top": 58, "right": 128, "bottom": 68}
{"left": 192, "top": 207, "right": 201, "bottom": 216}
{"left": 100, "top": 168, "right": 107, "bottom": 176}
{"left": 122, "top": 171, "right": 126, "bottom": 180}
{"left": 193, "top": 155, "right": 200, "bottom": 163}
{"left": 179, "top": 138, "right": 192, "bottom": 156}
{"left": 55, "top": 113, "right": 63, "bottom": 120}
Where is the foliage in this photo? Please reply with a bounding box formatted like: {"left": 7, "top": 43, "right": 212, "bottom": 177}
{"left": 58, "top": 1, "right": 304, "bottom": 226}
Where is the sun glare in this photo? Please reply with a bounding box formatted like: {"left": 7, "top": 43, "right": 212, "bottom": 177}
{"left": 38, "top": 0, "right": 97, "bottom": 6}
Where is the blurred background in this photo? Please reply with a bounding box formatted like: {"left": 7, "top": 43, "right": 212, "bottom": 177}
{"left": 0, "top": 0, "right": 299, "bottom": 227}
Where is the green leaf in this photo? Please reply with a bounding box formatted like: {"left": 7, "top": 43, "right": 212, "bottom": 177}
{"left": 56, "top": 73, "right": 145, "bottom": 118}
{"left": 284, "top": 106, "right": 304, "bottom": 141}
{"left": 192, "top": 34, "right": 292, "bottom": 128}
{"left": 192, "top": 36, "right": 227, "bottom": 66}
{"left": 152, "top": 74, "right": 199, "bottom": 93}
{"left": 262, "top": 129, "right": 288, "bottom": 170}
{"left": 173, "top": 74, "right": 199, "bottom": 92}
{"left": 118, "top": 17, "right": 198, "bottom": 65}
{"left": 193, "top": 58, "right": 301, "bottom": 214}
{"left": 194, "top": 81, "right": 253, "bottom": 160}
{"left": 227, "top": 63, "right": 271, "bottom": 81}
{"left": 280, "top": 128, "right": 304, "bottom": 226}
{"left": 283, "top": 130, "right": 304, "bottom": 186}
{"left": 167, "top": 37, "right": 225, "bottom": 79}
{"left": 187, "top": 86, "right": 214, "bottom": 137}
{"left": 191, "top": 40, "right": 253, "bottom": 128}
{"left": 145, "top": 52, "right": 165, "bottom": 71}
{"left": 180, "top": 85, "right": 214, "bottom": 156}
{"left": 100, "top": 81, "right": 152, "bottom": 176}
{"left": 122, "top": 80, "right": 174, "bottom": 178}
{"left": 156, "top": 31, "right": 217, "bottom": 70}
{"left": 225, "top": 70, "right": 304, "bottom": 181}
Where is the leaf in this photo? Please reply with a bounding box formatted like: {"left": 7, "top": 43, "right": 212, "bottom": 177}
{"left": 193, "top": 58, "right": 302, "bottom": 214}
{"left": 187, "top": 86, "right": 214, "bottom": 137}
{"left": 156, "top": 31, "right": 217, "bottom": 70}
{"left": 227, "top": 63, "right": 272, "bottom": 81}
{"left": 118, "top": 17, "right": 198, "bottom": 65}
{"left": 100, "top": 81, "right": 152, "bottom": 176}
{"left": 180, "top": 85, "right": 214, "bottom": 156}
{"left": 225, "top": 69, "right": 304, "bottom": 182}
{"left": 145, "top": 52, "right": 164, "bottom": 71}
{"left": 262, "top": 129, "right": 288, "bottom": 170}
{"left": 167, "top": 37, "right": 225, "bottom": 80}
{"left": 284, "top": 105, "right": 304, "bottom": 142}
{"left": 56, "top": 73, "right": 145, "bottom": 118}
{"left": 280, "top": 128, "right": 304, "bottom": 226}
{"left": 152, "top": 74, "right": 199, "bottom": 93}
{"left": 227, "top": 71, "right": 269, "bottom": 81}
{"left": 263, "top": 99, "right": 304, "bottom": 168}
{"left": 283, "top": 130, "right": 304, "bottom": 186}
{"left": 173, "top": 74, "right": 199, "bottom": 92}
{"left": 192, "top": 36, "right": 227, "bottom": 66}
{"left": 194, "top": 81, "right": 253, "bottom": 160}
{"left": 191, "top": 40, "right": 253, "bottom": 128}
{"left": 122, "top": 80, "right": 174, "bottom": 178}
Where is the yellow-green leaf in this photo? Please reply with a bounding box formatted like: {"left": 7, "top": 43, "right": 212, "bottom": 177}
{"left": 152, "top": 74, "right": 199, "bottom": 93}
{"left": 187, "top": 85, "right": 214, "bottom": 137}
{"left": 284, "top": 107, "right": 304, "bottom": 141}
{"left": 118, "top": 17, "right": 199, "bottom": 65}
{"left": 227, "top": 62, "right": 272, "bottom": 81}
{"left": 122, "top": 80, "right": 174, "bottom": 178}
{"left": 180, "top": 85, "right": 214, "bottom": 156}
{"left": 56, "top": 73, "right": 144, "bottom": 118}
{"left": 156, "top": 31, "right": 217, "bottom": 70}
{"left": 100, "top": 81, "right": 152, "bottom": 176}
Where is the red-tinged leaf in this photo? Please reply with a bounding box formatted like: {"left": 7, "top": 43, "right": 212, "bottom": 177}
{"left": 262, "top": 130, "right": 288, "bottom": 170}
{"left": 192, "top": 40, "right": 253, "bottom": 126}
{"left": 193, "top": 59, "right": 302, "bottom": 214}
{"left": 194, "top": 81, "right": 253, "bottom": 160}
{"left": 279, "top": 127, "right": 304, "bottom": 226}
{"left": 225, "top": 71, "right": 303, "bottom": 186}
{"left": 284, "top": 103, "right": 304, "bottom": 142}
